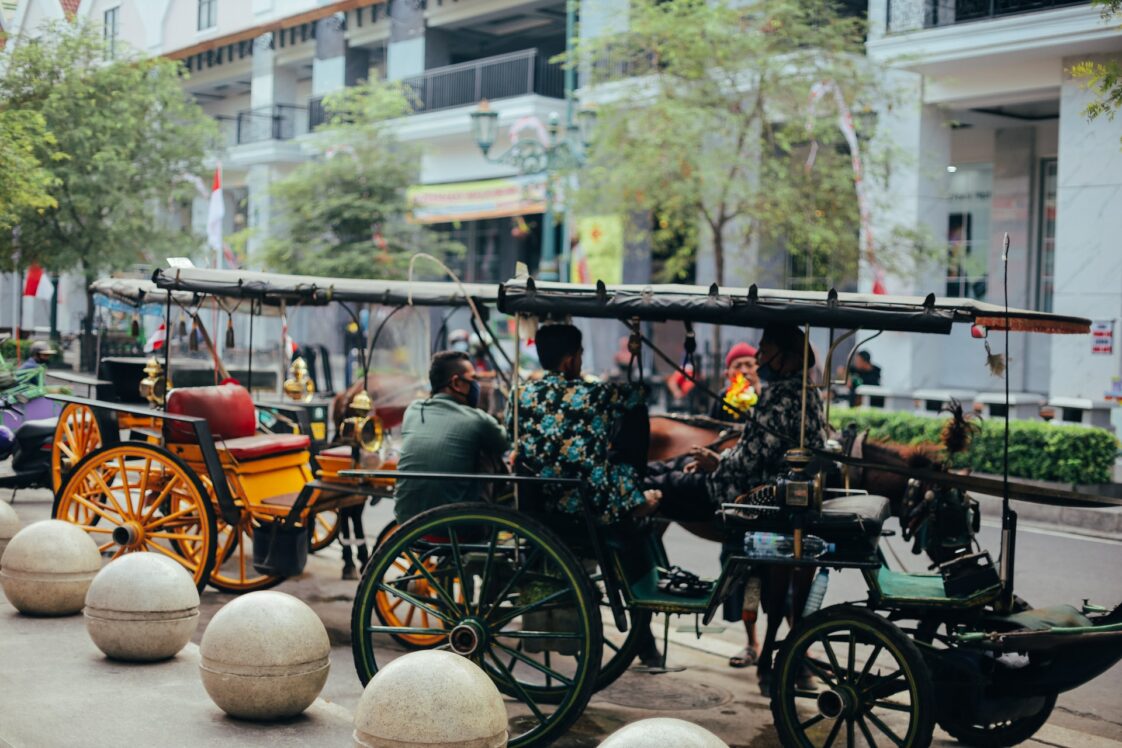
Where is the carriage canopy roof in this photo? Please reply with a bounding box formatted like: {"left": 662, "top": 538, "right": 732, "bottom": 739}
{"left": 152, "top": 267, "right": 499, "bottom": 308}
{"left": 496, "top": 278, "right": 1090, "bottom": 335}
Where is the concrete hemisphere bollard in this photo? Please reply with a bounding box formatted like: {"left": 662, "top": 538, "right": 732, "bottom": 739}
{"left": 84, "top": 552, "right": 200, "bottom": 661}
{"left": 599, "top": 718, "right": 730, "bottom": 748}
{"left": 0, "top": 501, "right": 20, "bottom": 558}
{"left": 0, "top": 519, "right": 101, "bottom": 616}
{"left": 199, "top": 590, "right": 330, "bottom": 721}
{"left": 353, "top": 650, "right": 508, "bottom": 748}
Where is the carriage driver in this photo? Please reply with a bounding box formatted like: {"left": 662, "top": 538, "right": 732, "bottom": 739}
{"left": 511, "top": 324, "right": 662, "bottom": 524}
{"left": 646, "top": 323, "right": 828, "bottom": 511}
{"left": 394, "top": 351, "right": 510, "bottom": 524}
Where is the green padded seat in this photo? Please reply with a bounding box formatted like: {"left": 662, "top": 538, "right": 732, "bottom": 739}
{"left": 1003, "top": 605, "right": 1092, "bottom": 632}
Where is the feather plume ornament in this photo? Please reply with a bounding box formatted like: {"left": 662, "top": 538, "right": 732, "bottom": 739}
{"left": 940, "top": 398, "right": 982, "bottom": 455}
{"left": 225, "top": 315, "right": 235, "bottom": 349}
{"left": 984, "top": 339, "right": 1006, "bottom": 377}
{"left": 189, "top": 316, "right": 200, "bottom": 352}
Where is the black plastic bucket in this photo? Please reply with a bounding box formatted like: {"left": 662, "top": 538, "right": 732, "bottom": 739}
{"left": 252, "top": 522, "right": 309, "bottom": 577}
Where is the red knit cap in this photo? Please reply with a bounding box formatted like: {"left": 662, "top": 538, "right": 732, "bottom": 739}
{"left": 725, "top": 342, "right": 758, "bottom": 368}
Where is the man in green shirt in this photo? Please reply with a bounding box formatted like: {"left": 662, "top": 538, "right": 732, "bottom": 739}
{"left": 394, "top": 351, "right": 510, "bottom": 523}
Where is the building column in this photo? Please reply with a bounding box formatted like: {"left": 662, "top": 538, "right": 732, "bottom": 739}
{"left": 861, "top": 71, "right": 951, "bottom": 394}
{"left": 1049, "top": 55, "right": 1122, "bottom": 404}
{"left": 312, "top": 13, "right": 347, "bottom": 97}
{"left": 385, "top": 0, "right": 425, "bottom": 81}
{"left": 251, "top": 33, "right": 297, "bottom": 111}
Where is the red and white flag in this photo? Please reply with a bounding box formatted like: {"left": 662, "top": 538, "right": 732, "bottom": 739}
{"left": 207, "top": 164, "right": 225, "bottom": 262}
{"left": 144, "top": 322, "right": 167, "bottom": 353}
{"left": 23, "top": 264, "right": 54, "bottom": 301}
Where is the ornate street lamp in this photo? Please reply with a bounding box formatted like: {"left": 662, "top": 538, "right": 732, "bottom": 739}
{"left": 469, "top": 100, "right": 597, "bottom": 281}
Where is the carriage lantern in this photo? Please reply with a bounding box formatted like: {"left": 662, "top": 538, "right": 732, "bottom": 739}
{"left": 283, "top": 357, "right": 315, "bottom": 402}
{"left": 138, "top": 357, "right": 169, "bottom": 407}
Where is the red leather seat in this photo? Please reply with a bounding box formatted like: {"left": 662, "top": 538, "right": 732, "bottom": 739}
{"left": 217, "top": 433, "right": 310, "bottom": 460}
{"left": 318, "top": 445, "right": 352, "bottom": 458}
{"left": 166, "top": 384, "right": 309, "bottom": 459}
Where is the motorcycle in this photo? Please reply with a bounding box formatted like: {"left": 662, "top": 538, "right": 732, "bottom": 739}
{"left": 0, "top": 397, "right": 54, "bottom": 493}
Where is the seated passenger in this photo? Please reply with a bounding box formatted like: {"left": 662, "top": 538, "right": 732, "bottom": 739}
{"left": 647, "top": 323, "right": 828, "bottom": 512}
{"left": 394, "top": 351, "right": 510, "bottom": 524}
{"left": 510, "top": 324, "right": 660, "bottom": 524}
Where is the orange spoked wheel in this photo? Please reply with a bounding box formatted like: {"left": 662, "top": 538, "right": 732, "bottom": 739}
{"left": 372, "top": 523, "right": 463, "bottom": 649}
{"left": 309, "top": 509, "right": 340, "bottom": 553}
{"left": 52, "top": 443, "right": 217, "bottom": 592}
{"left": 207, "top": 510, "right": 285, "bottom": 593}
{"left": 51, "top": 403, "right": 103, "bottom": 493}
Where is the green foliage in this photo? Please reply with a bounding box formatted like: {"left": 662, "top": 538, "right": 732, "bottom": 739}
{"left": 259, "top": 81, "right": 461, "bottom": 279}
{"left": 569, "top": 0, "right": 916, "bottom": 289}
{"left": 0, "top": 22, "right": 216, "bottom": 314}
{"left": 830, "top": 407, "right": 1120, "bottom": 485}
{"left": 1074, "top": 0, "right": 1122, "bottom": 145}
{"left": 0, "top": 109, "right": 60, "bottom": 230}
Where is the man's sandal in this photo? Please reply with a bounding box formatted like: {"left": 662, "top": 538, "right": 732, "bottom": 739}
{"left": 728, "top": 647, "right": 759, "bottom": 669}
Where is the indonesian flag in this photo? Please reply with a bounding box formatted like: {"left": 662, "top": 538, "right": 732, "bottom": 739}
{"left": 23, "top": 264, "right": 54, "bottom": 301}
{"left": 207, "top": 164, "right": 225, "bottom": 262}
{"left": 144, "top": 323, "right": 167, "bottom": 353}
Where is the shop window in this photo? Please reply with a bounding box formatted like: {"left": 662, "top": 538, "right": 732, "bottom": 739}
{"left": 945, "top": 164, "right": 993, "bottom": 300}
{"left": 1037, "top": 159, "right": 1057, "bottom": 312}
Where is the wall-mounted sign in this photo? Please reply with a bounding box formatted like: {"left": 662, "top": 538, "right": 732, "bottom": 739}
{"left": 407, "top": 175, "right": 546, "bottom": 224}
{"left": 1092, "top": 320, "right": 1114, "bottom": 355}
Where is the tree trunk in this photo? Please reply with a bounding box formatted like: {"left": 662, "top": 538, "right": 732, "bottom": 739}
{"left": 710, "top": 230, "right": 725, "bottom": 386}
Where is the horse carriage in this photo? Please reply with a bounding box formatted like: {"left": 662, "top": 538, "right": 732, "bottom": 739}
{"left": 49, "top": 267, "right": 500, "bottom": 592}
{"left": 344, "top": 277, "right": 1122, "bottom": 747}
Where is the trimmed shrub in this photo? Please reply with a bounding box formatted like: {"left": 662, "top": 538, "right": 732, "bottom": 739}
{"left": 829, "top": 406, "right": 1119, "bottom": 485}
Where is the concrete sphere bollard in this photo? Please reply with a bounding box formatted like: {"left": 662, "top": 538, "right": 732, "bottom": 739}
{"left": 199, "top": 591, "right": 330, "bottom": 721}
{"left": 353, "top": 650, "right": 508, "bottom": 748}
{"left": 0, "top": 501, "right": 20, "bottom": 558}
{"left": 84, "top": 552, "right": 200, "bottom": 661}
{"left": 0, "top": 519, "right": 101, "bottom": 616}
{"left": 599, "top": 718, "right": 729, "bottom": 748}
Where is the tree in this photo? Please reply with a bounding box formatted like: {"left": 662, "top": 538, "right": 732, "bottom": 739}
{"left": 259, "top": 81, "right": 461, "bottom": 279}
{"left": 571, "top": 0, "right": 915, "bottom": 295}
{"left": 1072, "top": 0, "right": 1122, "bottom": 144}
{"left": 0, "top": 21, "right": 217, "bottom": 352}
{"left": 0, "top": 109, "right": 60, "bottom": 231}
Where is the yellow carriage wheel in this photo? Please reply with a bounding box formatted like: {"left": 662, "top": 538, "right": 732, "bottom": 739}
{"left": 207, "top": 512, "right": 285, "bottom": 593}
{"left": 309, "top": 509, "right": 341, "bottom": 552}
{"left": 51, "top": 403, "right": 103, "bottom": 493}
{"left": 52, "top": 443, "right": 217, "bottom": 592}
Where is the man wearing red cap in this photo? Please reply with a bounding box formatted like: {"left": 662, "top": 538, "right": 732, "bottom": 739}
{"left": 709, "top": 342, "right": 759, "bottom": 423}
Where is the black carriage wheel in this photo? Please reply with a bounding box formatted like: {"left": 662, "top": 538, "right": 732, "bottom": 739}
{"left": 938, "top": 694, "right": 1056, "bottom": 748}
{"left": 771, "top": 605, "right": 936, "bottom": 748}
{"left": 352, "top": 503, "right": 603, "bottom": 748}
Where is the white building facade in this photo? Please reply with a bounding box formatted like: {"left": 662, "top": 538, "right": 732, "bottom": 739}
{"left": 3, "top": 0, "right": 1120, "bottom": 423}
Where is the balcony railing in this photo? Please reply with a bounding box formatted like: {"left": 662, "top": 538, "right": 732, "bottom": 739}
{"left": 915, "top": 0, "right": 1090, "bottom": 27}
{"left": 308, "top": 96, "right": 328, "bottom": 131}
{"left": 402, "top": 49, "right": 563, "bottom": 114}
{"left": 234, "top": 104, "right": 308, "bottom": 145}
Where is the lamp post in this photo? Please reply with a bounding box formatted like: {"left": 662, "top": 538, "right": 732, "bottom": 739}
{"left": 469, "top": 96, "right": 597, "bottom": 282}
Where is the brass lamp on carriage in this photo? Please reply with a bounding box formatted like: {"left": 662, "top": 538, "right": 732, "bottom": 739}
{"left": 283, "top": 357, "right": 315, "bottom": 402}
{"left": 137, "top": 357, "right": 170, "bottom": 407}
{"left": 338, "top": 389, "right": 384, "bottom": 455}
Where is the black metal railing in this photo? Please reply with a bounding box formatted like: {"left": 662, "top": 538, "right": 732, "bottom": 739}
{"left": 234, "top": 104, "right": 308, "bottom": 144}
{"left": 308, "top": 96, "right": 328, "bottom": 130}
{"left": 922, "top": 0, "right": 1088, "bottom": 27}
{"left": 402, "top": 49, "right": 563, "bottom": 114}
{"left": 213, "top": 115, "right": 238, "bottom": 148}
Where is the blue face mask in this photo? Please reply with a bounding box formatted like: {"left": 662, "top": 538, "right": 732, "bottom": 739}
{"left": 466, "top": 379, "right": 481, "bottom": 408}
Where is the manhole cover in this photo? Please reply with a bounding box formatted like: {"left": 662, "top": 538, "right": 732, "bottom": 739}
{"left": 595, "top": 672, "right": 733, "bottom": 710}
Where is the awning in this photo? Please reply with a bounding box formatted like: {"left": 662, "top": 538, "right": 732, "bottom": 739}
{"left": 407, "top": 174, "right": 546, "bottom": 224}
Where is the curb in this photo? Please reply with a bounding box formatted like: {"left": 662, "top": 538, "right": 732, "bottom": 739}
{"left": 970, "top": 491, "right": 1122, "bottom": 540}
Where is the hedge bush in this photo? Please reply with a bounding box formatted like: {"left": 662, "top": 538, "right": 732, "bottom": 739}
{"left": 829, "top": 406, "right": 1120, "bottom": 485}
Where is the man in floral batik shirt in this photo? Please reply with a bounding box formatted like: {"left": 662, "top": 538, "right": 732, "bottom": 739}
{"left": 509, "top": 324, "right": 661, "bottom": 524}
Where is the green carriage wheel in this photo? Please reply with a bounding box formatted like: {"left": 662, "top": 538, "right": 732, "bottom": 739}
{"left": 938, "top": 694, "right": 1056, "bottom": 747}
{"left": 352, "top": 503, "right": 603, "bottom": 748}
{"left": 771, "top": 605, "right": 936, "bottom": 748}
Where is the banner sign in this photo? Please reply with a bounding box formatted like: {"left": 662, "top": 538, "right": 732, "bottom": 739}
{"left": 407, "top": 174, "right": 546, "bottom": 224}
{"left": 571, "top": 216, "right": 623, "bottom": 285}
{"left": 1092, "top": 320, "right": 1114, "bottom": 355}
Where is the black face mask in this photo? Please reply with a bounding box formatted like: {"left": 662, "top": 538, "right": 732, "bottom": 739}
{"left": 757, "top": 351, "right": 782, "bottom": 382}
{"left": 465, "top": 379, "right": 481, "bottom": 408}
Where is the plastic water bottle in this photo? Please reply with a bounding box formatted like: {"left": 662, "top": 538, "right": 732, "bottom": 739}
{"left": 802, "top": 569, "right": 830, "bottom": 616}
{"left": 743, "top": 532, "right": 835, "bottom": 559}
